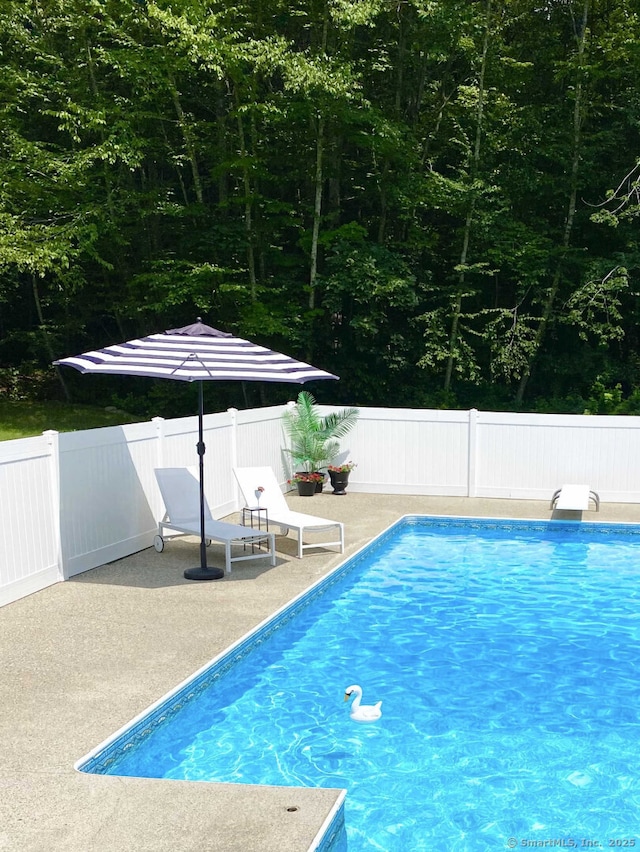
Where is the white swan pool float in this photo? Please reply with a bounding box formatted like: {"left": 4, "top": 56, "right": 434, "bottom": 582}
{"left": 344, "top": 684, "right": 382, "bottom": 723}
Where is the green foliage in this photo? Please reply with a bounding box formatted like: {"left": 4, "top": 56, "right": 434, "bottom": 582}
{"left": 0, "top": 400, "right": 143, "bottom": 441}
{"left": 0, "top": 365, "right": 59, "bottom": 402}
{"left": 1, "top": 0, "right": 640, "bottom": 413}
{"left": 562, "top": 265, "right": 628, "bottom": 344}
{"left": 584, "top": 377, "right": 624, "bottom": 415}
{"left": 282, "top": 390, "right": 359, "bottom": 472}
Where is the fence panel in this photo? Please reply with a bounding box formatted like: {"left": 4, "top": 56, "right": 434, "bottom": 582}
{"left": 0, "top": 433, "right": 60, "bottom": 605}
{"left": 58, "top": 422, "right": 159, "bottom": 577}
{"left": 341, "top": 407, "right": 471, "bottom": 496}
{"left": 475, "top": 412, "right": 640, "bottom": 502}
{"left": 235, "top": 405, "right": 289, "bottom": 481}
{"left": 156, "top": 410, "right": 237, "bottom": 518}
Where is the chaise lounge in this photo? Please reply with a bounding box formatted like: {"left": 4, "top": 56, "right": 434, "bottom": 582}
{"left": 154, "top": 467, "right": 276, "bottom": 573}
{"left": 234, "top": 466, "right": 344, "bottom": 559}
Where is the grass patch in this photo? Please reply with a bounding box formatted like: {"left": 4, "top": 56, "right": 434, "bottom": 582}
{"left": 0, "top": 400, "right": 144, "bottom": 441}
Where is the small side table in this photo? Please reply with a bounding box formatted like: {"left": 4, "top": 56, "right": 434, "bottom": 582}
{"left": 241, "top": 506, "right": 269, "bottom": 553}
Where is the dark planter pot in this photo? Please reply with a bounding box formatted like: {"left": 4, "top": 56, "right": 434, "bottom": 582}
{"left": 328, "top": 470, "right": 350, "bottom": 495}
{"left": 296, "top": 480, "right": 317, "bottom": 496}
{"left": 295, "top": 471, "right": 324, "bottom": 493}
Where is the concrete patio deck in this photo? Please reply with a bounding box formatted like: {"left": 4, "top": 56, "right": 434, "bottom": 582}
{"left": 1, "top": 492, "right": 637, "bottom": 852}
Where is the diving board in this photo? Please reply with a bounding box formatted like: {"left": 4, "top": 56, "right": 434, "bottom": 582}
{"left": 551, "top": 484, "right": 600, "bottom": 512}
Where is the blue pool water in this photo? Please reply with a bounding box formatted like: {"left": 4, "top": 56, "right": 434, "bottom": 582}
{"left": 81, "top": 517, "right": 640, "bottom": 850}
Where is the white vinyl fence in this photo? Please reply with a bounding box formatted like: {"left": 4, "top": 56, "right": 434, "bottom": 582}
{"left": 0, "top": 405, "right": 288, "bottom": 607}
{"left": 2, "top": 405, "right": 640, "bottom": 608}
{"left": 343, "top": 408, "right": 640, "bottom": 503}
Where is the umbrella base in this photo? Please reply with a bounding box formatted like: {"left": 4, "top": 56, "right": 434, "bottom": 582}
{"left": 184, "top": 566, "right": 225, "bottom": 581}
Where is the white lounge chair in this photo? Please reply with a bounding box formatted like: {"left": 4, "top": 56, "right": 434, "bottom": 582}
{"left": 233, "top": 466, "right": 344, "bottom": 559}
{"left": 154, "top": 468, "right": 276, "bottom": 573}
{"left": 551, "top": 484, "right": 600, "bottom": 512}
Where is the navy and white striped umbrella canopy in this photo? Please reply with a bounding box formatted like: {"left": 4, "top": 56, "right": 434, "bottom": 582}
{"left": 54, "top": 319, "right": 339, "bottom": 384}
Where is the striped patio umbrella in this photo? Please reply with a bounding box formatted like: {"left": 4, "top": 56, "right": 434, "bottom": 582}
{"left": 54, "top": 319, "right": 338, "bottom": 581}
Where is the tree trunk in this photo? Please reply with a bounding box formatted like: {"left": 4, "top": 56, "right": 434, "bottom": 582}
{"left": 168, "top": 72, "right": 204, "bottom": 205}
{"left": 443, "top": 0, "right": 492, "bottom": 392}
{"left": 395, "top": 8, "right": 406, "bottom": 117}
{"left": 84, "top": 39, "right": 115, "bottom": 220}
{"left": 515, "top": 0, "right": 589, "bottom": 405}
{"left": 377, "top": 164, "right": 388, "bottom": 245}
{"left": 32, "top": 275, "right": 71, "bottom": 401}
{"left": 235, "top": 89, "right": 257, "bottom": 300}
{"left": 309, "top": 113, "right": 325, "bottom": 310}
{"left": 309, "top": 0, "right": 329, "bottom": 315}
{"left": 327, "top": 134, "right": 342, "bottom": 229}
{"left": 216, "top": 82, "right": 229, "bottom": 208}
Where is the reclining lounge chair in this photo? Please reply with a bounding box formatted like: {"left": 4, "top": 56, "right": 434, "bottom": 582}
{"left": 154, "top": 467, "right": 276, "bottom": 573}
{"left": 233, "top": 466, "right": 344, "bottom": 559}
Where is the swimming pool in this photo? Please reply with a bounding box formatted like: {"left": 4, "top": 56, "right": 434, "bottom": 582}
{"left": 79, "top": 516, "right": 640, "bottom": 850}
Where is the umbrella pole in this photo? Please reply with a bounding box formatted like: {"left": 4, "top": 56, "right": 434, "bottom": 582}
{"left": 184, "top": 382, "right": 224, "bottom": 581}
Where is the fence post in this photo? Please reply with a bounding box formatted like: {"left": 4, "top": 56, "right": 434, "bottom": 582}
{"left": 153, "top": 417, "right": 165, "bottom": 469}
{"left": 468, "top": 408, "right": 478, "bottom": 497}
{"left": 227, "top": 407, "right": 238, "bottom": 468}
{"left": 227, "top": 408, "right": 238, "bottom": 508}
{"left": 43, "top": 430, "right": 64, "bottom": 580}
{"left": 284, "top": 400, "right": 295, "bottom": 473}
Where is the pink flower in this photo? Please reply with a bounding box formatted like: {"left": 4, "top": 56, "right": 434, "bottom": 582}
{"left": 289, "top": 472, "right": 323, "bottom": 483}
{"left": 328, "top": 462, "right": 356, "bottom": 473}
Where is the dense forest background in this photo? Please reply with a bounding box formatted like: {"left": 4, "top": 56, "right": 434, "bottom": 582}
{"left": 1, "top": 0, "right": 640, "bottom": 417}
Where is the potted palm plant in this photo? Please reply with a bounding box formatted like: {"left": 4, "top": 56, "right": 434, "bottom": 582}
{"left": 282, "top": 391, "right": 359, "bottom": 491}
